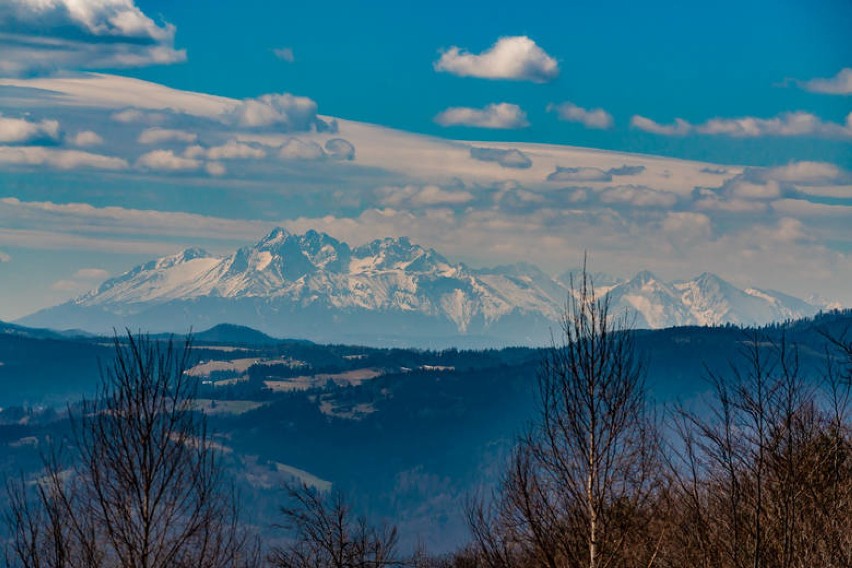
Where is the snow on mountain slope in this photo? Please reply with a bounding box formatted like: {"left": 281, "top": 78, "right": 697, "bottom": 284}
{"left": 80, "top": 248, "right": 222, "bottom": 305}
{"left": 675, "top": 272, "right": 748, "bottom": 326}
{"left": 21, "top": 228, "right": 823, "bottom": 343}
{"left": 604, "top": 271, "right": 819, "bottom": 329}
{"left": 72, "top": 229, "right": 521, "bottom": 332}
{"left": 607, "top": 271, "right": 693, "bottom": 328}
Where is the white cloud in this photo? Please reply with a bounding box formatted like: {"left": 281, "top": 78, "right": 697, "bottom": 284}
{"left": 727, "top": 179, "right": 782, "bottom": 200}
{"left": 631, "top": 112, "right": 852, "bottom": 138}
{"left": 204, "top": 141, "right": 266, "bottom": 160}
{"left": 0, "top": 146, "right": 127, "bottom": 170}
{"left": 111, "top": 108, "right": 168, "bottom": 124}
{"left": 0, "top": 72, "right": 738, "bottom": 196}
{"left": 0, "top": 72, "right": 848, "bottom": 306}
{"left": 701, "top": 161, "right": 851, "bottom": 202}
{"left": 548, "top": 102, "right": 614, "bottom": 129}
{"left": 790, "top": 184, "right": 852, "bottom": 199}
{"left": 763, "top": 161, "right": 842, "bottom": 184}
{"left": 278, "top": 138, "right": 325, "bottom": 160}
{"left": 276, "top": 206, "right": 847, "bottom": 308}
{"left": 547, "top": 166, "right": 612, "bottom": 183}
{"left": 0, "top": 74, "right": 233, "bottom": 119}
{"left": 661, "top": 212, "right": 713, "bottom": 243}
{"left": 0, "top": 197, "right": 272, "bottom": 244}
{"left": 607, "top": 165, "right": 646, "bottom": 176}
{"left": 377, "top": 185, "right": 475, "bottom": 207}
{"left": 0, "top": 114, "right": 60, "bottom": 143}
{"left": 434, "top": 103, "right": 528, "bottom": 129}
{"left": 773, "top": 199, "right": 852, "bottom": 218}
{"left": 69, "top": 130, "right": 103, "bottom": 147}
{"left": 687, "top": 160, "right": 847, "bottom": 214}
{"left": 182, "top": 145, "right": 205, "bottom": 159}
{"left": 758, "top": 161, "right": 849, "bottom": 198}
{"left": 0, "top": 0, "right": 186, "bottom": 75}
{"left": 766, "top": 217, "right": 808, "bottom": 243}
{"left": 51, "top": 267, "right": 110, "bottom": 292}
{"left": 138, "top": 127, "right": 197, "bottom": 145}
{"left": 410, "top": 186, "right": 474, "bottom": 206}
{"left": 800, "top": 68, "right": 852, "bottom": 95}
{"left": 698, "top": 112, "right": 851, "bottom": 137}
{"left": 434, "top": 36, "right": 559, "bottom": 83}
{"left": 136, "top": 149, "right": 201, "bottom": 171}
{"left": 693, "top": 193, "right": 768, "bottom": 213}
{"left": 598, "top": 185, "right": 678, "bottom": 207}
{"left": 0, "top": 227, "right": 183, "bottom": 255}
{"left": 324, "top": 138, "right": 355, "bottom": 161}
{"left": 205, "top": 162, "right": 226, "bottom": 176}
{"left": 630, "top": 115, "right": 692, "bottom": 136}
{"left": 494, "top": 184, "right": 548, "bottom": 207}
{"left": 207, "top": 142, "right": 262, "bottom": 160}
{"left": 273, "top": 47, "right": 295, "bottom": 63}
{"left": 469, "top": 147, "right": 532, "bottom": 169}
{"left": 226, "top": 93, "right": 326, "bottom": 131}
{"left": 135, "top": 149, "right": 227, "bottom": 174}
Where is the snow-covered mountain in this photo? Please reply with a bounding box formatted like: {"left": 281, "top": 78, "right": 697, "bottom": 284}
{"left": 607, "top": 271, "right": 816, "bottom": 329}
{"left": 19, "top": 228, "right": 823, "bottom": 346}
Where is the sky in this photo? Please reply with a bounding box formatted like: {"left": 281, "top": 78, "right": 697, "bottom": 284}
{"left": 0, "top": 0, "right": 850, "bottom": 320}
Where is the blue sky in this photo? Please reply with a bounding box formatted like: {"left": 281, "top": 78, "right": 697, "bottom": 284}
{"left": 0, "top": 0, "right": 849, "bottom": 319}
{"left": 119, "top": 0, "right": 852, "bottom": 165}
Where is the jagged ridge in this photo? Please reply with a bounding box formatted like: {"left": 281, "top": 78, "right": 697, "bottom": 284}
{"left": 20, "top": 228, "right": 823, "bottom": 345}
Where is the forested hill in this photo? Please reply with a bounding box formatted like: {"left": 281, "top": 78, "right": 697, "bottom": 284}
{"left": 0, "top": 310, "right": 849, "bottom": 551}
{"left": 0, "top": 310, "right": 848, "bottom": 408}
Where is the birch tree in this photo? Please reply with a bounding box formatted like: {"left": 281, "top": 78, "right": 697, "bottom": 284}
{"left": 468, "top": 267, "right": 662, "bottom": 568}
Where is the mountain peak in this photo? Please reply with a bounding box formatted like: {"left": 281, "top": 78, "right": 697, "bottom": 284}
{"left": 558, "top": 269, "right": 622, "bottom": 288}
{"left": 363, "top": 235, "right": 417, "bottom": 252}
{"left": 177, "top": 247, "right": 211, "bottom": 261}
{"left": 352, "top": 236, "right": 451, "bottom": 273}
{"left": 631, "top": 270, "right": 659, "bottom": 285}
{"left": 19, "top": 229, "right": 823, "bottom": 342}
{"left": 258, "top": 227, "right": 291, "bottom": 247}
{"left": 694, "top": 271, "right": 724, "bottom": 283}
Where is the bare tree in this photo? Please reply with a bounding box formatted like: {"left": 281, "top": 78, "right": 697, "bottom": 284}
{"left": 821, "top": 321, "right": 852, "bottom": 384}
{"left": 668, "top": 331, "right": 852, "bottom": 568}
{"left": 469, "top": 267, "right": 662, "bottom": 568}
{"left": 5, "top": 332, "right": 257, "bottom": 568}
{"left": 268, "top": 482, "right": 401, "bottom": 568}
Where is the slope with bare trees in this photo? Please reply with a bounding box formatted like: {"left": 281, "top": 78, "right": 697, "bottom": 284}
{"left": 5, "top": 333, "right": 258, "bottom": 568}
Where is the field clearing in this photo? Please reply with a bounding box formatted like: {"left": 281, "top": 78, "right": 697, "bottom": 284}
{"left": 319, "top": 400, "right": 377, "bottom": 420}
{"left": 188, "top": 356, "right": 306, "bottom": 379}
{"left": 197, "top": 345, "right": 251, "bottom": 353}
{"left": 211, "top": 375, "right": 250, "bottom": 387}
{"left": 186, "top": 358, "right": 260, "bottom": 376}
{"left": 263, "top": 368, "right": 385, "bottom": 392}
{"left": 193, "top": 399, "right": 267, "bottom": 415}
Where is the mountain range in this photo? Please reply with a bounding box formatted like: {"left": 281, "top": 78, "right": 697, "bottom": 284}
{"left": 19, "top": 228, "right": 823, "bottom": 346}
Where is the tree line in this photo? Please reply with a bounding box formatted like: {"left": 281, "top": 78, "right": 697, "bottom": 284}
{"left": 4, "top": 271, "right": 850, "bottom": 567}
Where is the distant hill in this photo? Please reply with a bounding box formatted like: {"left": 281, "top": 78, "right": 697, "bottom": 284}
{"left": 194, "top": 323, "right": 283, "bottom": 345}
{"left": 17, "top": 229, "right": 825, "bottom": 347}
{"left": 1, "top": 320, "right": 71, "bottom": 340}
{"left": 1, "top": 311, "right": 849, "bottom": 550}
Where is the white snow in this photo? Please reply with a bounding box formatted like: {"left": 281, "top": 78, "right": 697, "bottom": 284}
{"left": 75, "top": 230, "right": 819, "bottom": 332}
{"left": 254, "top": 251, "right": 273, "bottom": 271}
